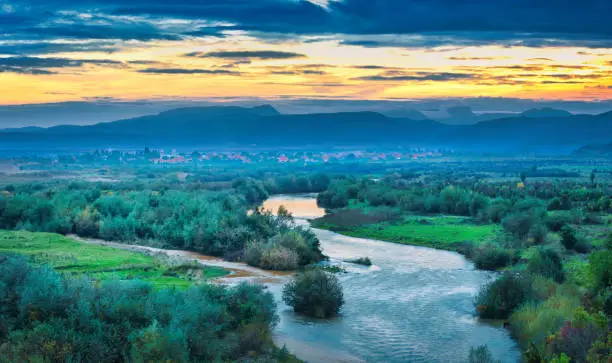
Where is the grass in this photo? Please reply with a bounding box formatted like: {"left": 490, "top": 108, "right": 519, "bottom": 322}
{"left": 316, "top": 214, "right": 498, "bottom": 250}
{"left": 0, "top": 230, "right": 228, "bottom": 288}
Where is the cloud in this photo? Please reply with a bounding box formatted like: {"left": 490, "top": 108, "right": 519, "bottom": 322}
{"left": 186, "top": 50, "right": 307, "bottom": 60}
{"left": 183, "top": 26, "right": 234, "bottom": 38}
{"left": 137, "top": 68, "right": 240, "bottom": 75}
{"left": 108, "top": 0, "right": 612, "bottom": 42}
{"left": 0, "top": 56, "right": 122, "bottom": 74}
{"left": 354, "top": 72, "right": 478, "bottom": 82}
{"left": 447, "top": 57, "right": 496, "bottom": 61}
{"left": 0, "top": 41, "right": 120, "bottom": 56}
{"left": 24, "top": 23, "right": 181, "bottom": 41}
{"left": 2, "top": 0, "right": 612, "bottom": 59}
{"left": 0, "top": 66, "right": 56, "bottom": 75}
{"left": 302, "top": 70, "right": 326, "bottom": 75}
{"left": 268, "top": 69, "right": 326, "bottom": 75}
{"left": 527, "top": 58, "right": 553, "bottom": 62}
{"left": 0, "top": 56, "right": 120, "bottom": 67}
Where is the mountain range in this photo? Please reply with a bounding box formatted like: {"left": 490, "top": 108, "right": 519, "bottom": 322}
{"left": 0, "top": 105, "right": 610, "bottom": 153}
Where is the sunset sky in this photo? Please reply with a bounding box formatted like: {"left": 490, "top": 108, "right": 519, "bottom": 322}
{"left": 1, "top": 0, "right": 612, "bottom": 105}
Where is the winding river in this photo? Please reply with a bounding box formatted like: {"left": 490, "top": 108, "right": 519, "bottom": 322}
{"left": 263, "top": 195, "right": 520, "bottom": 363}
{"left": 78, "top": 194, "right": 520, "bottom": 362}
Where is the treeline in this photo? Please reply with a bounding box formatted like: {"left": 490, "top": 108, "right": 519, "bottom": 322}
{"left": 0, "top": 254, "right": 296, "bottom": 362}
{"left": 0, "top": 178, "right": 323, "bottom": 269}
{"left": 317, "top": 178, "right": 608, "bottom": 257}
{"left": 318, "top": 176, "right": 611, "bottom": 215}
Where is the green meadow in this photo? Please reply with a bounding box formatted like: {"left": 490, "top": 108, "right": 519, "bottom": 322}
{"left": 317, "top": 214, "right": 498, "bottom": 250}
{"left": 0, "top": 230, "right": 228, "bottom": 288}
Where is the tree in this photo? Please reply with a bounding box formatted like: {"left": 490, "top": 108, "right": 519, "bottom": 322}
{"left": 468, "top": 345, "right": 501, "bottom": 363}
{"left": 560, "top": 225, "right": 578, "bottom": 250}
{"left": 527, "top": 248, "right": 565, "bottom": 283}
{"left": 282, "top": 270, "right": 344, "bottom": 318}
{"left": 520, "top": 171, "right": 527, "bottom": 184}
{"left": 474, "top": 273, "right": 533, "bottom": 319}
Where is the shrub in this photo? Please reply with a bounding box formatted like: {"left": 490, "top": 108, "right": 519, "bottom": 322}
{"left": 244, "top": 240, "right": 263, "bottom": 267}
{"left": 259, "top": 246, "right": 299, "bottom": 271}
{"left": 271, "top": 230, "right": 321, "bottom": 266}
{"left": 347, "top": 257, "right": 372, "bottom": 266}
{"left": 502, "top": 212, "right": 542, "bottom": 240}
{"left": 549, "top": 321, "right": 602, "bottom": 363}
{"left": 546, "top": 214, "right": 571, "bottom": 232}
{"left": 586, "top": 332, "right": 612, "bottom": 363}
{"left": 573, "top": 239, "right": 591, "bottom": 254}
{"left": 561, "top": 226, "right": 578, "bottom": 250}
{"left": 473, "top": 245, "right": 511, "bottom": 271}
{"left": 548, "top": 197, "right": 564, "bottom": 211}
{"left": 509, "top": 293, "right": 580, "bottom": 347}
{"left": 530, "top": 223, "right": 549, "bottom": 244}
{"left": 589, "top": 251, "right": 612, "bottom": 292}
{"left": 468, "top": 345, "right": 501, "bottom": 363}
{"left": 487, "top": 200, "right": 512, "bottom": 223}
{"left": 527, "top": 249, "right": 565, "bottom": 283}
{"left": 282, "top": 270, "right": 344, "bottom": 318}
{"left": 475, "top": 273, "right": 534, "bottom": 319}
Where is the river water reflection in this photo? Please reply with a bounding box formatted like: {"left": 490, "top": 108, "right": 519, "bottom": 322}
{"left": 263, "top": 194, "right": 520, "bottom": 363}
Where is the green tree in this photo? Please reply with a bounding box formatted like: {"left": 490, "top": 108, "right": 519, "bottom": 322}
{"left": 282, "top": 270, "right": 344, "bottom": 318}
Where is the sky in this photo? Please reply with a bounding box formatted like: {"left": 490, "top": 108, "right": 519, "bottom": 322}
{"left": 1, "top": 0, "right": 612, "bottom": 105}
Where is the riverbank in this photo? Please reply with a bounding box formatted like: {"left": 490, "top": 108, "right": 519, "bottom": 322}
{"left": 0, "top": 230, "right": 229, "bottom": 288}
{"left": 70, "top": 234, "right": 293, "bottom": 285}
{"left": 310, "top": 212, "right": 499, "bottom": 258}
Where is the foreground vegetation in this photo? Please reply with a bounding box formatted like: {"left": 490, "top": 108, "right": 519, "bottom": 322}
{"left": 0, "top": 254, "right": 298, "bottom": 363}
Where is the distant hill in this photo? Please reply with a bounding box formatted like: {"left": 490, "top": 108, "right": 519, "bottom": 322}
{"left": 0, "top": 105, "right": 610, "bottom": 152}
{"left": 520, "top": 108, "right": 572, "bottom": 118}
{"left": 379, "top": 108, "right": 428, "bottom": 120}
{"left": 574, "top": 142, "right": 612, "bottom": 157}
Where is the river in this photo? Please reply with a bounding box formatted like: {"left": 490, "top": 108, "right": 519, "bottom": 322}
{"left": 263, "top": 194, "right": 520, "bottom": 363}
{"left": 76, "top": 194, "right": 520, "bottom": 362}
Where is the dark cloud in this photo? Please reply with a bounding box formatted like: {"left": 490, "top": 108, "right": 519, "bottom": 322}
{"left": 0, "top": 42, "right": 120, "bottom": 56}
{"left": 352, "top": 65, "right": 395, "bottom": 70}
{"left": 527, "top": 58, "right": 553, "bottom": 62}
{"left": 355, "top": 72, "right": 478, "bottom": 82}
{"left": 138, "top": 68, "right": 240, "bottom": 75}
{"left": 268, "top": 69, "right": 326, "bottom": 76}
{"left": 186, "top": 50, "right": 307, "bottom": 60}
{"left": 107, "top": 0, "right": 612, "bottom": 43}
{"left": 0, "top": 66, "right": 56, "bottom": 75}
{"left": 127, "top": 60, "right": 159, "bottom": 65}
{"left": 24, "top": 23, "right": 181, "bottom": 41}
{"left": 0, "top": 56, "right": 122, "bottom": 74}
{"left": 2, "top": 0, "right": 612, "bottom": 61}
{"left": 183, "top": 26, "right": 236, "bottom": 38}
{"left": 0, "top": 57, "right": 120, "bottom": 68}
{"left": 302, "top": 70, "right": 326, "bottom": 75}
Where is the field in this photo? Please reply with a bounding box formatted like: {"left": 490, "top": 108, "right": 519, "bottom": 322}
{"left": 0, "top": 230, "right": 228, "bottom": 288}
{"left": 315, "top": 214, "right": 498, "bottom": 250}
